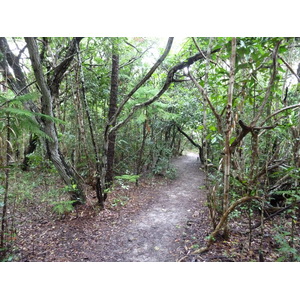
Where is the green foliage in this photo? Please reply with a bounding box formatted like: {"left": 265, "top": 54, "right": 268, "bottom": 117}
{"left": 26, "top": 152, "right": 43, "bottom": 166}
{"left": 63, "top": 184, "right": 78, "bottom": 193}
{"left": 114, "top": 174, "right": 140, "bottom": 183}
{"left": 165, "top": 167, "right": 177, "bottom": 180}
{"left": 51, "top": 200, "right": 76, "bottom": 216}
{"left": 111, "top": 196, "right": 129, "bottom": 207}
{"left": 152, "top": 156, "right": 177, "bottom": 179}
{"left": 0, "top": 92, "right": 64, "bottom": 141}
{"left": 274, "top": 224, "right": 300, "bottom": 262}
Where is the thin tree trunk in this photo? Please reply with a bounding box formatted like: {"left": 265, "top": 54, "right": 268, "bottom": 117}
{"left": 74, "top": 40, "right": 104, "bottom": 207}
{"left": 25, "top": 37, "right": 85, "bottom": 203}
{"left": 176, "top": 125, "right": 203, "bottom": 163}
{"left": 136, "top": 120, "right": 148, "bottom": 175}
{"left": 73, "top": 67, "right": 89, "bottom": 170}
{"left": 203, "top": 38, "right": 213, "bottom": 169}
{"left": 223, "top": 37, "right": 236, "bottom": 239}
{"left": 193, "top": 196, "right": 261, "bottom": 254}
{"left": 0, "top": 114, "right": 10, "bottom": 253}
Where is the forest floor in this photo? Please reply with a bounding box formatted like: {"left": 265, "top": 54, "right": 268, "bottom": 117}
{"left": 9, "top": 152, "right": 299, "bottom": 262}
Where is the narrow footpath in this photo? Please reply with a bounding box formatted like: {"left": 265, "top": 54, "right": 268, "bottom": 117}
{"left": 88, "top": 152, "right": 208, "bottom": 262}
{"left": 16, "top": 152, "right": 209, "bottom": 262}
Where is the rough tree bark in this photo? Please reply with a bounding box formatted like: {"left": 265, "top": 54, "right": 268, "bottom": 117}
{"left": 21, "top": 134, "right": 38, "bottom": 171}
{"left": 25, "top": 37, "right": 85, "bottom": 203}
{"left": 0, "top": 37, "right": 83, "bottom": 171}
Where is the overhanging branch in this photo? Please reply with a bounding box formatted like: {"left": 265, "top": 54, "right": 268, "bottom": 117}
{"left": 109, "top": 44, "right": 221, "bottom": 135}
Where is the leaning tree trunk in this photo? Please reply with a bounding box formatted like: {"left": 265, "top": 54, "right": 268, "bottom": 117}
{"left": 176, "top": 124, "right": 204, "bottom": 163}
{"left": 25, "top": 37, "right": 85, "bottom": 203}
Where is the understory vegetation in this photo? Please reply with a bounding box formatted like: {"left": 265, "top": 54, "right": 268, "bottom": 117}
{"left": 1, "top": 37, "right": 300, "bottom": 261}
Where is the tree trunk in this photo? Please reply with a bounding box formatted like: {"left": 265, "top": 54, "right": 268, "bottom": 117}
{"left": 176, "top": 125, "right": 204, "bottom": 163}
{"left": 223, "top": 37, "right": 236, "bottom": 239}
{"left": 75, "top": 40, "right": 105, "bottom": 207}
{"left": 104, "top": 44, "right": 119, "bottom": 190}
{"left": 21, "top": 134, "right": 38, "bottom": 171}
{"left": 0, "top": 114, "right": 11, "bottom": 253}
{"left": 136, "top": 119, "right": 148, "bottom": 175}
{"left": 25, "top": 37, "right": 85, "bottom": 203}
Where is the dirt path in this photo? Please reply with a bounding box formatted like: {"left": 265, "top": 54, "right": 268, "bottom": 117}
{"left": 16, "top": 152, "right": 208, "bottom": 262}
{"left": 94, "top": 152, "right": 206, "bottom": 262}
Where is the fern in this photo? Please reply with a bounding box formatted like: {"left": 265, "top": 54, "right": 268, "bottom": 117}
{"left": 0, "top": 92, "right": 64, "bottom": 140}
{"left": 0, "top": 92, "right": 38, "bottom": 108}
{"left": 51, "top": 200, "right": 75, "bottom": 215}
{"left": 2, "top": 107, "right": 34, "bottom": 117}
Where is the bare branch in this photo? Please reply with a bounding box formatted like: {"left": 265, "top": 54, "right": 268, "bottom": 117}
{"left": 278, "top": 54, "right": 300, "bottom": 82}
{"left": 109, "top": 43, "right": 221, "bottom": 135}
{"left": 260, "top": 103, "right": 300, "bottom": 126}
{"left": 109, "top": 37, "right": 174, "bottom": 126}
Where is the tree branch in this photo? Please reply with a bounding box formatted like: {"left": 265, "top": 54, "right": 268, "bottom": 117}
{"left": 109, "top": 37, "right": 174, "bottom": 126}
{"left": 251, "top": 40, "right": 282, "bottom": 126}
{"left": 108, "top": 44, "right": 221, "bottom": 135}
{"left": 49, "top": 37, "right": 83, "bottom": 96}
{"left": 278, "top": 54, "right": 300, "bottom": 82}
{"left": 193, "top": 196, "right": 262, "bottom": 254}
{"left": 260, "top": 103, "right": 300, "bottom": 127}
{"left": 188, "top": 70, "right": 223, "bottom": 133}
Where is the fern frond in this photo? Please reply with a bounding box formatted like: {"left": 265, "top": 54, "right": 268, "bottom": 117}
{"left": 34, "top": 112, "right": 66, "bottom": 125}
{"left": 1, "top": 107, "right": 34, "bottom": 118}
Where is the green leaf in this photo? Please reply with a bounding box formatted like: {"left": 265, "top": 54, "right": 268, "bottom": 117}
{"left": 136, "top": 113, "right": 147, "bottom": 124}
{"left": 230, "top": 137, "right": 236, "bottom": 144}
